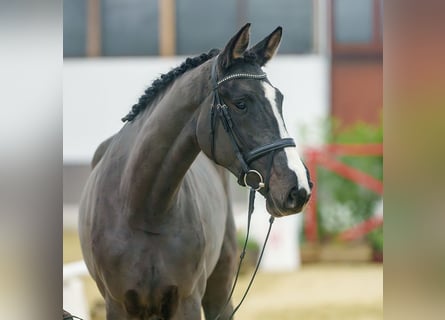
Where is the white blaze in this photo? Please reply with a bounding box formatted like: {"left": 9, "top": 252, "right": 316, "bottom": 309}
{"left": 262, "top": 82, "right": 311, "bottom": 193}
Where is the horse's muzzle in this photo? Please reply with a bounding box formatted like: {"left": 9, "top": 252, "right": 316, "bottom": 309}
{"left": 284, "top": 186, "right": 311, "bottom": 213}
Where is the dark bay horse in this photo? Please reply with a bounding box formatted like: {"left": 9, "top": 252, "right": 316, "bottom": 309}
{"left": 79, "top": 24, "right": 311, "bottom": 320}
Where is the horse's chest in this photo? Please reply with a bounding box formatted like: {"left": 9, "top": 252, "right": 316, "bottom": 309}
{"left": 98, "top": 224, "right": 207, "bottom": 299}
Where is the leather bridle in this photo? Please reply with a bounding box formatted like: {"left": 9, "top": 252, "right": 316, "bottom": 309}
{"left": 210, "top": 56, "right": 296, "bottom": 192}
{"left": 209, "top": 56, "right": 297, "bottom": 319}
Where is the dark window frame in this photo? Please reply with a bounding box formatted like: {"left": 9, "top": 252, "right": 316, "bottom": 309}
{"left": 64, "top": 0, "right": 318, "bottom": 58}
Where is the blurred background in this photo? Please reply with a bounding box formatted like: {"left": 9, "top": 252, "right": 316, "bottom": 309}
{"left": 63, "top": 0, "right": 382, "bottom": 319}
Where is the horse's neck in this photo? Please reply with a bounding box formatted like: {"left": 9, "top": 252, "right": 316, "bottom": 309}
{"left": 121, "top": 64, "right": 211, "bottom": 227}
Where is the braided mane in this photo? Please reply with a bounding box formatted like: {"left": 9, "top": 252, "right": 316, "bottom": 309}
{"left": 121, "top": 49, "right": 258, "bottom": 122}
{"left": 121, "top": 49, "right": 220, "bottom": 122}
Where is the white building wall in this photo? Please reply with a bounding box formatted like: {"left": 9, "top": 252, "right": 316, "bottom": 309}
{"left": 63, "top": 55, "right": 329, "bottom": 163}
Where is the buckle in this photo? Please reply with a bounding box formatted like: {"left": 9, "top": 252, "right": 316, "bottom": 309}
{"left": 243, "top": 170, "right": 265, "bottom": 191}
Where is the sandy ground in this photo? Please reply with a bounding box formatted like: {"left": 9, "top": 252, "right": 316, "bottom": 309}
{"left": 232, "top": 264, "right": 382, "bottom": 320}
{"left": 64, "top": 230, "right": 382, "bottom": 320}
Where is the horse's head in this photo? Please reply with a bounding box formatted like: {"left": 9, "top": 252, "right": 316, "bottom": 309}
{"left": 197, "top": 23, "right": 312, "bottom": 217}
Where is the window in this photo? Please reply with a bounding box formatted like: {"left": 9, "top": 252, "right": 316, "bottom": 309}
{"left": 63, "top": 0, "right": 316, "bottom": 57}
{"left": 63, "top": 0, "right": 87, "bottom": 57}
{"left": 246, "top": 0, "right": 313, "bottom": 54}
{"left": 176, "top": 0, "right": 314, "bottom": 55}
{"left": 331, "top": 0, "right": 382, "bottom": 54}
{"left": 334, "top": 0, "right": 373, "bottom": 44}
{"left": 176, "top": 0, "right": 238, "bottom": 55}
{"left": 101, "top": 0, "right": 159, "bottom": 56}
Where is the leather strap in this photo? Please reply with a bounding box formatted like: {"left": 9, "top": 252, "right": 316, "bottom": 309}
{"left": 209, "top": 56, "right": 296, "bottom": 190}
{"left": 245, "top": 138, "right": 296, "bottom": 164}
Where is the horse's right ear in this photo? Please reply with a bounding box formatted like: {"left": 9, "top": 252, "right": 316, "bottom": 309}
{"left": 247, "top": 26, "right": 282, "bottom": 66}
{"left": 219, "top": 23, "right": 251, "bottom": 69}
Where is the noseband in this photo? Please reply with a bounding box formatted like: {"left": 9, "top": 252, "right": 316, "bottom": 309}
{"left": 210, "top": 57, "right": 296, "bottom": 191}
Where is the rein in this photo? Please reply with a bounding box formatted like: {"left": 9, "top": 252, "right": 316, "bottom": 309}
{"left": 214, "top": 189, "right": 274, "bottom": 320}
{"left": 63, "top": 310, "right": 83, "bottom": 320}
{"left": 210, "top": 57, "right": 295, "bottom": 319}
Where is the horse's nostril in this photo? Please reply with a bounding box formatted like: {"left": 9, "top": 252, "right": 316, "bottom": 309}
{"left": 286, "top": 187, "right": 310, "bottom": 210}
{"left": 298, "top": 187, "right": 307, "bottom": 199}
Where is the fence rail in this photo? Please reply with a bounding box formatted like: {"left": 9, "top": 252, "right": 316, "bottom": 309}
{"left": 304, "top": 143, "right": 383, "bottom": 242}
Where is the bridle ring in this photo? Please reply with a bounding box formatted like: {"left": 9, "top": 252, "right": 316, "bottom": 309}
{"left": 243, "top": 170, "right": 265, "bottom": 191}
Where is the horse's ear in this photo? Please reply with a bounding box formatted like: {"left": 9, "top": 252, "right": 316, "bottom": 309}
{"left": 219, "top": 23, "right": 251, "bottom": 69}
{"left": 248, "top": 26, "right": 282, "bottom": 66}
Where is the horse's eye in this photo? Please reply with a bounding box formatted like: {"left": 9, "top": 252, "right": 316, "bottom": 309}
{"left": 234, "top": 101, "right": 246, "bottom": 110}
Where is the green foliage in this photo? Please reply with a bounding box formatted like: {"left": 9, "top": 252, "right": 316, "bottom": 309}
{"left": 316, "top": 119, "right": 383, "bottom": 239}
{"left": 236, "top": 230, "right": 260, "bottom": 274}
{"left": 367, "top": 226, "right": 383, "bottom": 252}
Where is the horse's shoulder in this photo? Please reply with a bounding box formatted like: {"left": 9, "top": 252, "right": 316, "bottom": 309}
{"left": 91, "top": 134, "right": 116, "bottom": 169}
{"left": 192, "top": 154, "right": 226, "bottom": 182}
{"left": 196, "top": 154, "right": 231, "bottom": 195}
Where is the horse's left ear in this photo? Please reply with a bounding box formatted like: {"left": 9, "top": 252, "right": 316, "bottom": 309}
{"left": 248, "top": 26, "right": 282, "bottom": 66}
